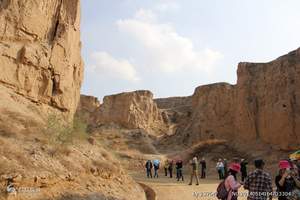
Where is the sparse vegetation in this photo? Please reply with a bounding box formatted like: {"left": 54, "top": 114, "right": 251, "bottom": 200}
{"left": 43, "top": 114, "right": 88, "bottom": 156}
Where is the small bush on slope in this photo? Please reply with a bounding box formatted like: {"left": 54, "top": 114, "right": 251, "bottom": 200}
{"left": 43, "top": 114, "right": 88, "bottom": 156}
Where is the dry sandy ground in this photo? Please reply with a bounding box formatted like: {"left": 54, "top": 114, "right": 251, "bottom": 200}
{"left": 132, "top": 172, "right": 250, "bottom": 200}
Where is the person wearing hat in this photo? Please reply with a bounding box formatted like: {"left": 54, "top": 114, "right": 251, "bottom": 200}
{"left": 275, "top": 160, "right": 300, "bottom": 200}
{"left": 224, "top": 163, "right": 243, "bottom": 200}
{"left": 244, "top": 159, "right": 272, "bottom": 200}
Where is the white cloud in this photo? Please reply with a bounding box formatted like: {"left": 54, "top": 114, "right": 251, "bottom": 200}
{"left": 116, "top": 9, "right": 223, "bottom": 74}
{"left": 134, "top": 9, "right": 157, "bottom": 22}
{"left": 155, "top": 1, "right": 180, "bottom": 12}
{"left": 89, "top": 52, "right": 140, "bottom": 82}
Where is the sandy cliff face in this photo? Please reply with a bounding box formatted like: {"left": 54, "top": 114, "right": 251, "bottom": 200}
{"left": 235, "top": 48, "right": 300, "bottom": 150}
{"left": 157, "top": 83, "right": 236, "bottom": 148}
{"left": 76, "top": 95, "right": 100, "bottom": 124}
{"left": 77, "top": 95, "right": 100, "bottom": 113}
{"left": 0, "top": 0, "right": 83, "bottom": 117}
{"left": 158, "top": 48, "right": 300, "bottom": 151}
{"left": 94, "top": 90, "right": 167, "bottom": 134}
{"left": 185, "top": 83, "right": 236, "bottom": 142}
{"left": 0, "top": 2, "right": 148, "bottom": 200}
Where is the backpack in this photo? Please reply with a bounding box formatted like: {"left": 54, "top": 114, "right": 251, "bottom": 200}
{"left": 216, "top": 180, "right": 229, "bottom": 200}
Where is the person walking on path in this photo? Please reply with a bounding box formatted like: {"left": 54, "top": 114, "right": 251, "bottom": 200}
{"left": 153, "top": 159, "right": 160, "bottom": 178}
{"left": 200, "top": 157, "right": 207, "bottom": 179}
{"left": 224, "top": 163, "right": 243, "bottom": 200}
{"left": 240, "top": 159, "right": 248, "bottom": 182}
{"left": 145, "top": 160, "right": 153, "bottom": 178}
{"left": 244, "top": 159, "right": 273, "bottom": 200}
{"left": 164, "top": 159, "right": 169, "bottom": 176}
{"left": 217, "top": 159, "right": 225, "bottom": 180}
{"left": 168, "top": 160, "right": 174, "bottom": 178}
{"left": 275, "top": 160, "right": 300, "bottom": 200}
{"left": 176, "top": 159, "right": 184, "bottom": 181}
{"left": 189, "top": 156, "right": 200, "bottom": 185}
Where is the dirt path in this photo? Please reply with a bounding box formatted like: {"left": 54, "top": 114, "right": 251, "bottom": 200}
{"left": 132, "top": 172, "right": 248, "bottom": 200}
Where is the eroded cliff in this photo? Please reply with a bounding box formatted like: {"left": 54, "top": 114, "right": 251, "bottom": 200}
{"left": 94, "top": 90, "right": 168, "bottom": 135}
{"left": 91, "top": 48, "right": 300, "bottom": 151}
{"left": 0, "top": 0, "right": 83, "bottom": 117}
{"left": 0, "top": 1, "right": 147, "bottom": 200}
{"left": 235, "top": 48, "right": 300, "bottom": 150}
{"left": 167, "top": 48, "right": 300, "bottom": 150}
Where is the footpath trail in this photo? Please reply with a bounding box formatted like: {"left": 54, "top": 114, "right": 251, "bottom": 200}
{"left": 132, "top": 172, "right": 248, "bottom": 200}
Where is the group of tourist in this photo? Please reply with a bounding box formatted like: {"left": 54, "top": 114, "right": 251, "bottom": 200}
{"left": 145, "top": 156, "right": 300, "bottom": 200}
{"left": 145, "top": 157, "right": 207, "bottom": 183}
{"left": 145, "top": 158, "right": 188, "bottom": 181}
{"left": 218, "top": 158, "right": 300, "bottom": 200}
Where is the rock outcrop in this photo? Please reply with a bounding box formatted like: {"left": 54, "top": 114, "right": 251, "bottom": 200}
{"left": 159, "top": 48, "right": 300, "bottom": 151}
{"left": 0, "top": 0, "right": 83, "bottom": 118}
{"left": 157, "top": 83, "right": 236, "bottom": 148}
{"left": 235, "top": 49, "right": 300, "bottom": 150}
{"left": 94, "top": 90, "right": 167, "bottom": 134}
{"left": 182, "top": 83, "right": 236, "bottom": 143}
{"left": 76, "top": 95, "right": 100, "bottom": 123}
{"left": 154, "top": 96, "right": 192, "bottom": 134}
{"left": 155, "top": 96, "right": 192, "bottom": 111}
{"left": 0, "top": 2, "right": 148, "bottom": 200}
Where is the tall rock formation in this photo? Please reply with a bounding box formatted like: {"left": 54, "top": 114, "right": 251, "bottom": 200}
{"left": 235, "top": 49, "right": 300, "bottom": 150}
{"left": 186, "top": 83, "right": 235, "bottom": 142}
{"left": 0, "top": 0, "right": 83, "bottom": 118}
{"left": 76, "top": 95, "right": 100, "bottom": 123}
{"left": 0, "top": 2, "right": 148, "bottom": 200}
{"left": 157, "top": 83, "right": 236, "bottom": 147}
{"left": 94, "top": 90, "right": 167, "bottom": 134}
{"left": 158, "top": 48, "right": 300, "bottom": 151}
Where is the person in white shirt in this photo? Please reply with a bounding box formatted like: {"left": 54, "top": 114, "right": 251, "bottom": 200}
{"left": 216, "top": 159, "right": 225, "bottom": 179}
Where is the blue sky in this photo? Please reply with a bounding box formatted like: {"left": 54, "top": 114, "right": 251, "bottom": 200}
{"left": 81, "top": 0, "right": 300, "bottom": 101}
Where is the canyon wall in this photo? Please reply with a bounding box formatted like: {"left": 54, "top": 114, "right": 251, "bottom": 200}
{"left": 156, "top": 83, "right": 236, "bottom": 147}
{"left": 0, "top": 2, "right": 148, "bottom": 200}
{"left": 157, "top": 48, "right": 300, "bottom": 150}
{"left": 94, "top": 90, "right": 168, "bottom": 134}
{"left": 75, "top": 47, "right": 300, "bottom": 150}
{"left": 235, "top": 49, "right": 300, "bottom": 150}
{"left": 0, "top": 0, "right": 83, "bottom": 119}
{"left": 185, "top": 83, "right": 236, "bottom": 142}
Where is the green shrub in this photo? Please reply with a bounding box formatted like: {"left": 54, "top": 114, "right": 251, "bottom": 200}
{"left": 43, "top": 114, "right": 88, "bottom": 154}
